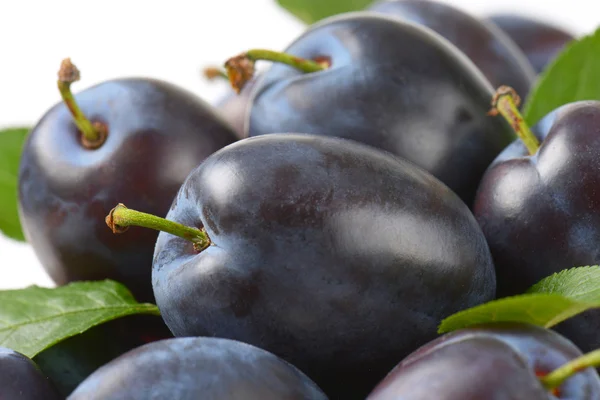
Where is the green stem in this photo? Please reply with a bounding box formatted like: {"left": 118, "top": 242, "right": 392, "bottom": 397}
{"left": 245, "top": 49, "right": 328, "bottom": 73}
{"left": 105, "top": 203, "right": 211, "bottom": 252}
{"left": 488, "top": 85, "right": 539, "bottom": 155}
{"left": 57, "top": 58, "right": 107, "bottom": 149}
{"left": 540, "top": 349, "right": 600, "bottom": 391}
{"left": 224, "top": 49, "right": 330, "bottom": 93}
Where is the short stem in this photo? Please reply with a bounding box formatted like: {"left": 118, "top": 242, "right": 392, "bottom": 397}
{"left": 540, "top": 349, "right": 600, "bottom": 391}
{"left": 488, "top": 86, "right": 539, "bottom": 155}
{"left": 224, "top": 49, "right": 330, "bottom": 93}
{"left": 57, "top": 58, "right": 107, "bottom": 149}
{"left": 202, "top": 66, "right": 229, "bottom": 81}
{"left": 105, "top": 203, "right": 211, "bottom": 252}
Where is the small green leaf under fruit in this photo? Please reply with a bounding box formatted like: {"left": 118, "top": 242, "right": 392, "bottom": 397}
{"left": 0, "top": 127, "right": 29, "bottom": 241}
{"left": 438, "top": 266, "right": 600, "bottom": 334}
{"left": 523, "top": 27, "right": 600, "bottom": 126}
{"left": 276, "top": 0, "right": 373, "bottom": 24}
{"left": 0, "top": 280, "right": 160, "bottom": 358}
{"left": 437, "top": 294, "right": 590, "bottom": 334}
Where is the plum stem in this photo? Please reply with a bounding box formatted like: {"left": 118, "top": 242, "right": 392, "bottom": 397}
{"left": 488, "top": 85, "right": 539, "bottom": 155}
{"left": 202, "top": 66, "right": 229, "bottom": 81}
{"left": 540, "top": 348, "right": 600, "bottom": 391}
{"left": 57, "top": 58, "right": 107, "bottom": 149}
{"left": 105, "top": 203, "right": 211, "bottom": 252}
{"left": 224, "top": 49, "right": 330, "bottom": 93}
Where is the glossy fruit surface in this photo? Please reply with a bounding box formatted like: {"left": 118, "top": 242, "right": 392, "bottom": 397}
{"left": 18, "top": 78, "right": 238, "bottom": 302}
{"left": 215, "top": 78, "right": 258, "bottom": 139}
{"left": 152, "top": 133, "right": 496, "bottom": 398}
{"left": 34, "top": 315, "right": 172, "bottom": 397}
{"left": 369, "top": 0, "right": 536, "bottom": 97}
{"left": 473, "top": 101, "right": 600, "bottom": 353}
{"left": 248, "top": 13, "right": 515, "bottom": 206}
{"left": 487, "top": 14, "right": 575, "bottom": 73}
{"left": 367, "top": 323, "right": 600, "bottom": 399}
{"left": 68, "top": 337, "right": 328, "bottom": 400}
{"left": 0, "top": 347, "right": 61, "bottom": 399}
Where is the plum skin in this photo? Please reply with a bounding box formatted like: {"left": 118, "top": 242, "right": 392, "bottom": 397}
{"left": 18, "top": 78, "right": 238, "bottom": 302}
{"left": 473, "top": 101, "right": 600, "bottom": 354}
{"left": 247, "top": 12, "right": 516, "bottom": 207}
{"left": 214, "top": 77, "right": 258, "bottom": 139}
{"left": 369, "top": 0, "right": 536, "bottom": 97}
{"left": 67, "top": 337, "right": 328, "bottom": 400}
{"left": 0, "top": 347, "right": 61, "bottom": 400}
{"left": 486, "top": 13, "right": 575, "bottom": 74}
{"left": 151, "top": 133, "right": 496, "bottom": 398}
{"left": 367, "top": 323, "right": 600, "bottom": 399}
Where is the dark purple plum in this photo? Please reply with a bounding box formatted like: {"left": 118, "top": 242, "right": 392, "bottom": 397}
{"left": 68, "top": 337, "right": 328, "bottom": 400}
{"left": 18, "top": 60, "right": 238, "bottom": 302}
{"left": 367, "top": 323, "right": 600, "bottom": 399}
{"left": 214, "top": 78, "right": 258, "bottom": 139}
{"left": 246, "top": 12, "right": 516, "bottom": 206}
{"left": 473, "top": 101, "right": 600, "bottom": 353}
{"left": 0, "top": 347, "right": 61, "bottom": 400}
{"left": 202, "top": 65, "right": 258, "bottom": 139}
{"left": 369, "top": 0, "right": 536, "bottom": 97}
{"left": 492, "top": 102, "right": 569, "bottom": 163}
{"left": 532, "top": 104, "right": 569, "bottom": 138}
{"left": 148, "top": 133, "right": 496, "bottom": 398}
{"left": 486, "top": 14, "right": 575, "bottom": 74}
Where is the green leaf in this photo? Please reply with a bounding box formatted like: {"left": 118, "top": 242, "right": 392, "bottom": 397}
{"left": 277, "top": 0, "right": 373, "bottom": 24}
{"left": 0, "top": 127, "right": 29, "bottom": 241}
{"left": 437, "top": 293, "right": 590, "bottom": 334}
{"left": 0, "top": 280, "right": 160, "bottom": 358}
{"left": 523, "top": 27, "right": 600, "bottom": 126}
{"left": 438, "top": 266, "right": 600, "bottom": 334}
{"left": 527, "top": 265, "right": 600, "bottom": 302}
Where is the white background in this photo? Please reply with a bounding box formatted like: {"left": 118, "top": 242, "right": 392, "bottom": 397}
{"left": 0, "top": 0, "right": 598, "bottom": 290}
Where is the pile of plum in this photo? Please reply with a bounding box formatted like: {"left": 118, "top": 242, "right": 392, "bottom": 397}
{"left": 5, "top": 1, "right": 600, "bottom": 399}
